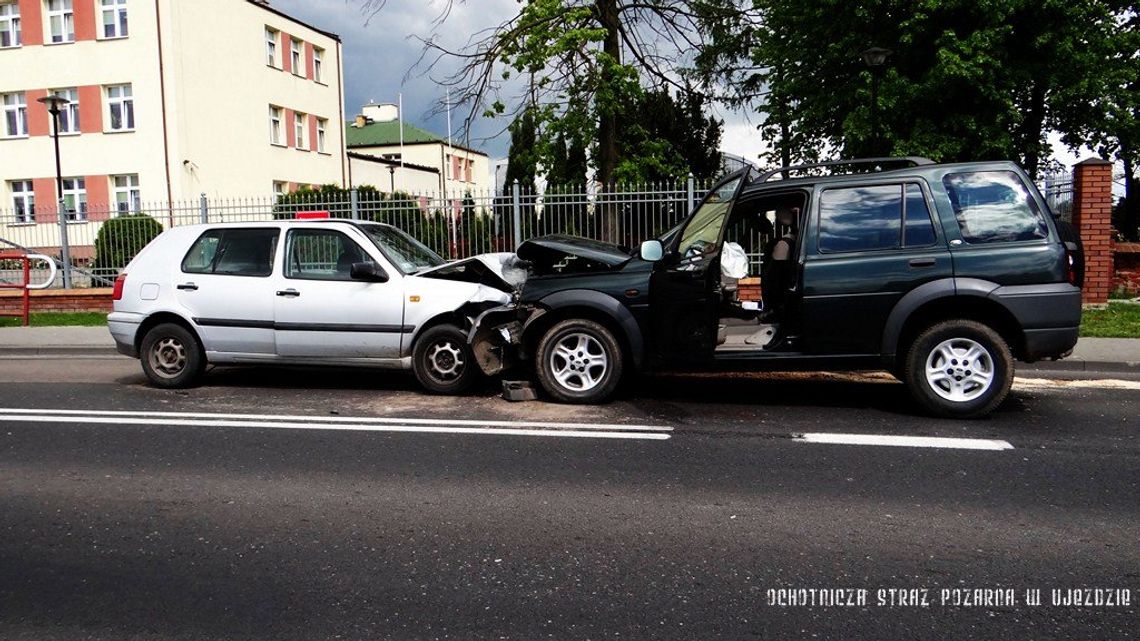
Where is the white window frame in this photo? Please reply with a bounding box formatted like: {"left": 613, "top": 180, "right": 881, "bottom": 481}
{"left": 100, "top": 0, "right": 127, "bottom": 39}
{"left": 52, "top": 88, "right": 80, "bottom": 134}
{"left": 269, "top": 105, "right": 282, "bottom": 145}
{"left": 265, "top": 26, "right": 278, "bottom": 67}
{"left": 2, "top": 92, "right": 27, "bottom": 138}
{"left": 313, "top": 47, "right": 323, "bottom": 82}
{"left": 46, "top": 0, "right": 74, "bottom": 44}
{"left": 0, "top": 2, "right": 20, "bottom": 48}
{"left": 272, "top": 181, "right": 286, "bottom": 198}
{"left": 62, "top": 177, "right": 86, "bottom": 221}
{"left": 10, "top": 180, "right": 34, "bottom": 223}
{"left": 290, "top": 38, "right": 302, "bottom": 75}
{"left": 106, "top": 84, "right": 134, "bottom": 131}
{"left": 294, "top": 111, "right": 305, "bottom": 149}
{"left": 112, "top": 174, "right": 140, "bottom": 215}
{"left": 316, "top": 118, "right": 327, "bottom": 153}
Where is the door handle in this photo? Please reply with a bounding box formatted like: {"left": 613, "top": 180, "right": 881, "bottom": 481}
{"left": 908, "top": 258, "right": 936, "bottom": 268}
{"left": 176, "top": 282, "right": 198, "bottom": 291}
{"left": 276, "top": 289, "right": 301, "bottom": 297}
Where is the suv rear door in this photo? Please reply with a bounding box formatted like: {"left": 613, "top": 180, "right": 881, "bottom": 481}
{"left": 800, "top": 180, "right": 951, "bottom": 354}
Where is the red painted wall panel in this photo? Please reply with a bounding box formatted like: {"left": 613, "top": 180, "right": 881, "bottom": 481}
{"left": 284, "top": 108, "right": 295, "bottom": 147}
{"left": 17, "top": 0, "right": 43, "bottom": 46}
{"left": 281, "top": 33, "right": 292, "bottom": 73}
{"left": 304, "top": 41, "right": 314, "bottom": 80}
{"left": 26, "top": 89, "right": 50, "bottom": 136}
{"left": 77, "top": 85, "right": 102, "bottom": 133}
{"left": 32, "top": 178, "right": 57, "bottom": 223}
{"left": 85, "top": 174, "right": 109, "bottom": 220}
{"left": 308, "top": 114, "right": 318, "bottom": 152}
{"left": 74, "top": 0, "right": 97, "bottom": 41}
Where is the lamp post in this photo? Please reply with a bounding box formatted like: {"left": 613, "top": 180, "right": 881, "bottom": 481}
{"left": 860, "top": 47, "right": 892, "bottom": 156}
{"left": 388, "top": 164, "right": 396, "bottom": 193}
{"left": 37, "top": 92, "right": 72, "bottom": 288}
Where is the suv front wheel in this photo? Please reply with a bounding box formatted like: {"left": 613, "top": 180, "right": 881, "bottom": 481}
{"left": 535, "top": 319, "right": 624, "bottom": 404}
{"left": 903, "top": 320, "right": 1014, "bottom": 419}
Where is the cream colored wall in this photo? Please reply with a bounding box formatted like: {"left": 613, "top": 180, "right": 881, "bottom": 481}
{"left": 163, "top": 0, "right": 346, "bottom": 199}
{"left": 348, "top": 157, "right": 441, "bottom": 195}
{"left": 352, "top": 143, "right": 492, "bottom": 197}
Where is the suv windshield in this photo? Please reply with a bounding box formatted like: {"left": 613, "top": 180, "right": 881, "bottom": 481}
{"left": 360, "top": 224, "right": 446, "bottom": 273}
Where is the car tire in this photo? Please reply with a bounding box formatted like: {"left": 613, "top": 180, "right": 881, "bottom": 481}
{"left": 903, "top": 320, "right": 1013, "bottom": 419}
{"left": 140, "top": 322, "right": 206, "bottom": 389}
{"left": 535, "top": 319, "right": 624, "bottom": 404}
{"left": 412, "top": 324, "right": 480, "bottom": 395}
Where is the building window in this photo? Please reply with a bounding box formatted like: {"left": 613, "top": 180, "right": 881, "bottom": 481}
{"left": 269, "top": 105, "right": 282, "bottom": 144}
{"left": 265, "top": 26, "right": 278, "bottom": 67}
{"left": 10, "top": 180, "right": 33, "bottom": 223}
{"left": 112, "top": 174, "right": 140, "bottom": 214}
{"left": 106, "top": 84, "right": 134, "bottom": 131}
{"left": 46, "top": 0, "right": 74, "bottom": 44}
{"left": 290, "top": 38, "right": 301, "bottom": 74}
{"left": 2, "top": 92, "right": 27, "bottom": 137}
{"left": 272, "top": 181, "right": 286, "bottom": 198}
{"left": 313, "top": 47, "right": 324, "bottom": 82}
{"left": 294, "top": 111, "right": 305, "bottom": 149}
{"left": 100, "top": 0, "right": 127, "bottom": 38}
{"left": 62, "top": 177, "right": 86, "bottom": 221}
{"left": 316, "top": 117, "right": 327, "bottom": 152}
{"left": 52, "top": 88, "right": 80, "bottom": 134}
{"left": 0, "top": 2, "right": 20, "bottom": 48}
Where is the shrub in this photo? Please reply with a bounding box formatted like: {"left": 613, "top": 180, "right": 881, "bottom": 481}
{"left": 93, "top": 214, "right": 164, "bottom": 272}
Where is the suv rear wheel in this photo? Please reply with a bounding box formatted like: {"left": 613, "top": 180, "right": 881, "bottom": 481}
{"left": 535, "top": 319, "right": 624, "bottom": 404}
{"left": 412, "top": 324, "right": 480, "bottom": 395}
{"left": 903, "top": 320, "right": 1013, "bottom": 419}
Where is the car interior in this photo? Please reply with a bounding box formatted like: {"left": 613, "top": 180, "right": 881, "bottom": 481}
{"left": 715, "top": 191, "right": 808, "bottom": 353}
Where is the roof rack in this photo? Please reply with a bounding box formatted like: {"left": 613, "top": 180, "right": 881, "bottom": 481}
{"left": 755, "top": 156, "right": 935, "bottom": 183}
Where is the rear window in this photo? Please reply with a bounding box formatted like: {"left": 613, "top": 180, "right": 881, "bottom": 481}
{"left": 182, "top": 228, "right": 280, "bottom": 277}
{"left": 942, "top": 171, "right": 1049, "bottom": 243}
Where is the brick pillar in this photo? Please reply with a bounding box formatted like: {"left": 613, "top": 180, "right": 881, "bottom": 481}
{"left": 1072, "top": 157, "right": 1115, "bottom": 304}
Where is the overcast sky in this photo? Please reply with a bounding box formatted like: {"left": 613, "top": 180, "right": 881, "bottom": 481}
{"left": 272, "top": 0, "right": 1090, "bottom": 180}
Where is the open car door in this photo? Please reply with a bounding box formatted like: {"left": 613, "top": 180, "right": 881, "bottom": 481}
{"left": 649, "top": 169, "right": 751, "bottom": 365}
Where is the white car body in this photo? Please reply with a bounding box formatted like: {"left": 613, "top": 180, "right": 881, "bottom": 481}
{"left": 109, "top": 220, "right": 512, "bottom": 372}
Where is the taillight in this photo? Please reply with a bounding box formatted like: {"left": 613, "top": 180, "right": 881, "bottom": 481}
{"left": 112, "top": 273, "right": 127, "bottom": 300}
{"left": 1066, "top": 253, "right": 1078, "bottom": 285}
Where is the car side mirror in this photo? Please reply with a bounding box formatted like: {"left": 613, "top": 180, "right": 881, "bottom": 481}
{"left": 350, "top": 261, "right": 389, "bottom": 283}
{"left": 639, "top": 240, "right": 664, "bottom": 262}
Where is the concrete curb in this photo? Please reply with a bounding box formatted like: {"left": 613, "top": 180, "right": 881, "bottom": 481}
{"left": 1017, "top": 359, "right": 1140, "bottom": 374}
{"left": 0, "top": 347, "right": 123, "bottom": 357}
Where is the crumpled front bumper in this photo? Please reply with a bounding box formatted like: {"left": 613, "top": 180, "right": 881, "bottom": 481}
{"left": 467, "top": 304, "right": 539, "bottom": 375}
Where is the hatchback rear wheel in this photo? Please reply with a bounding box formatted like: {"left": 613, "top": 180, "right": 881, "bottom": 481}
{"left": 140, "top": 322, "right": 205, "bottom": 389}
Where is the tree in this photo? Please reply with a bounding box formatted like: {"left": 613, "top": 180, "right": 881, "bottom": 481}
{"left": 93, "top": 214, "right": 164, "bottom": 275}
{"left": 699, "top": 0, "right": 1119, "bottom": 178}
{"left": 614, "top": 88, "right": 723, "bottom": 183}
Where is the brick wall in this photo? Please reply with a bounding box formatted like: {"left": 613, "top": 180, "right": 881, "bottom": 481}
{"left": 1072, "top": 158, "right": 1115, "bottom": 304}
{"left": 1116, "top": 243, "right": 1140, "bottom": 296}
{"left": 0, "top": 289, "right": 113, "bottom": 315}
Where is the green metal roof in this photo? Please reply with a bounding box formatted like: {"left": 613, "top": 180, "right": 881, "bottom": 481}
{"left": 345, "top": 120, "right": 443, "bottom": 147}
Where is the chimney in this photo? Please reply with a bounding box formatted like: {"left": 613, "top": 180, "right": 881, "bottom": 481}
{"left": 354, "top": 114, "right": 368, "bottom": 128}
{"left": 362, "top": 102, "right": 398, "bottom": 123}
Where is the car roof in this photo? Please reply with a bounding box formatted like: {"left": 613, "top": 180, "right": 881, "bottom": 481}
{"left": 174, "top": 219, "right": 396, "bottom": 232}
{"left": 740, "top": 159, "right": 1023, "bottom": 195}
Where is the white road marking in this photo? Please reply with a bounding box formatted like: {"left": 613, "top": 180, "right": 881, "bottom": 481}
{"left": 0, "top": 414, "right": 670, "bottom": 440}
{"left": 0, "top": 408, "right": 671, "bottom": 432}
{"left": 1013, "top": 377, "right": 1140, "bottom": 392}
{"left": 794, "top": 433, "right": 1014, "bottom": 450}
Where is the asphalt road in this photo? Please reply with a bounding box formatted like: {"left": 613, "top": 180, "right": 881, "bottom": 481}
{"left": 0, "top": 357, "right": 1137, "bottom": 640}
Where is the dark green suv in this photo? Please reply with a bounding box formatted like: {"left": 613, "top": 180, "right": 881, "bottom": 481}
{"left": 470, "top": 157, "right": 1083, "bottom": 418}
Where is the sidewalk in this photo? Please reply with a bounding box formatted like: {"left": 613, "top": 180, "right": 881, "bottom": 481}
{"left": 0, "top": 325, "right": 1137, "bottom": 372}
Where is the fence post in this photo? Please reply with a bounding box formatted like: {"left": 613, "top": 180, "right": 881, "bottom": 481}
{"left": 686, "top": 172, "right": 695, "bottom": 215}
{"left": 199, "top": 193, "right": 208, "bottom": 224}
{"left": 511, "top": 179, "right": 522, "bottom": 248}
{"left": 350, "top": 187, "right": 360, "bottom": 220}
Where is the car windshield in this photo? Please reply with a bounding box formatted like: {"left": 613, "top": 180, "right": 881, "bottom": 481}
{"left": 360, "top": 224, "right": 446, "bottom": 274}
{"left": 676, "top": 176, "right": 742, "bottom": 259}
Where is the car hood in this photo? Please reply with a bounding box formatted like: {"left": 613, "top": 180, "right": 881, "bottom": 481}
{"left": 515, "top": 235, "right": 632, "bottom": 275}
{"left": 416, "top": 252, "right": 527, "bottom": 293}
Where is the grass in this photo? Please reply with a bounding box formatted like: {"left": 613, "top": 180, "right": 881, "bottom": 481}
{"left": 1, "top": 304, "right": 1137, "bottom": 338}
{"left": 1080, "top": 302, "right": 1140, "bottom": 338}
{"left": 0, "top": 311, "right": 108, "bottom": 328}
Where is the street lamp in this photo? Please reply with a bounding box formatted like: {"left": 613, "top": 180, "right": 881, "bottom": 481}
{"left": 37, "top": 92, "right": 72, "bottom": 288}
{"left": 388, "top": 164, "right": 396, "bottom": 193}
{"left": 860, "top": 47, "right": 892, "bottom": 156}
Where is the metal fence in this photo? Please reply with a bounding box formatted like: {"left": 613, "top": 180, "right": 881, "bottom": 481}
{"left": 0, "top": 170, "right": 1081, "bottom": 290}
{"left": 0, "top": 178, "right": 713, "bottom": 289}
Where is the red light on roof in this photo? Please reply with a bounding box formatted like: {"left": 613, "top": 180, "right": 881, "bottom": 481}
{"left": 297, "top": 211, "right": 330, "bottom": 219}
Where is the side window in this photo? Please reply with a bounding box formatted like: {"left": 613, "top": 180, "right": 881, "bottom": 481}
{"left": 286, "top": 229, "right": 370, "bottom": 280}
{"left": 904, "top": 184, "right": 937, "bottom": 247}
{"left": 942, "top": 171, "right": 1049, "bottom": 244}
{"left": 181, "top": 228, "right": 279, "bottom": 277}
{"left": 818, "top": 185, "right": 901, "bottom": 253}
{"left": 678, "top": 175, "right": 741, "bottom": 259}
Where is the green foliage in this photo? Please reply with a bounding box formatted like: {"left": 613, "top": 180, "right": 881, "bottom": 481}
{"left": 613, "top": 89, "right": 723, "bottom": 183}
{"left": 93, "top": 214, "right": 163, "bottom": 272}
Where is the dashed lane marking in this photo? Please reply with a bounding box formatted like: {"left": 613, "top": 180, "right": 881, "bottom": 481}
{"left": 794, "top": 433, "right": 1014, "bottom": 450}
